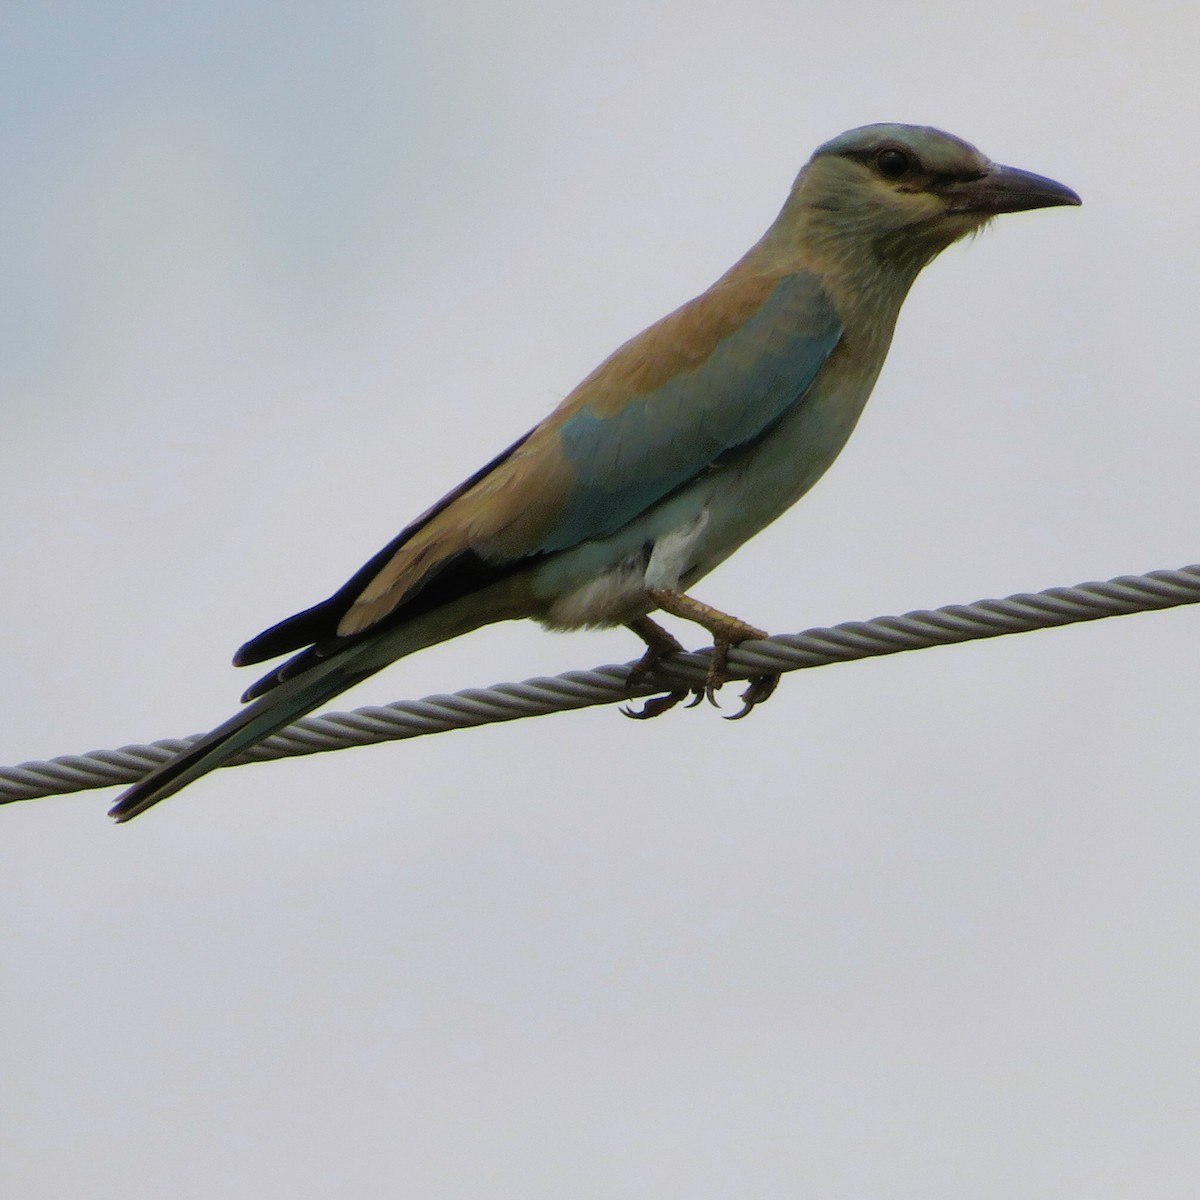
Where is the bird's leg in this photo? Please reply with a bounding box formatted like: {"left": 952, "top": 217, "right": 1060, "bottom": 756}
{"left": 647, "top": 588, "right": 779, "bottom": 719}
{"left": 626, "top": 615, "right": 686, "bottom": 675}
{"left": 620, "top": 615, "right": 702, "bottom": 720}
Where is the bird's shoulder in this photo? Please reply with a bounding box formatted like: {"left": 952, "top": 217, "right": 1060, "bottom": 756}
{"left": 558, "top": 266, "right": 837, "bottom": 421}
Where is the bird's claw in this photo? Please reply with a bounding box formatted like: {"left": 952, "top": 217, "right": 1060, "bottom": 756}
{"left": 621, "top": 604, "right": 780, "bottom": 720}
{"left": 703, "top": 638, "right": 733, "bottom": 709}
{"left": 621, "top": 663, "right": 704, "bottom": 720}
{"left": 724, "top": 672, "right": 781, "bottom": 720}
{"left": 700, "top": 638, "right": 779, "bottom": 718}
{"left": 621, "top": 688, "right": 701, "bottom": 720}
{"left": 621, "top": 617, "right": 701, "bottom": 718}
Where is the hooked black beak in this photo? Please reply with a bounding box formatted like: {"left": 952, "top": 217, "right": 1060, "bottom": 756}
{"left": 946, "top": 163, "right": 1082, "bottom": 215}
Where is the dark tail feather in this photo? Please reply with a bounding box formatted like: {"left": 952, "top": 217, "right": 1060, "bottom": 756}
{"left": 233, "top": 429, "right": 537, "bottom": 669}
{"left": 112, "top": 570, "right": 520, "bottom": 822}
{"left": 108, "top": 659, "right": 376, "bottom": 823}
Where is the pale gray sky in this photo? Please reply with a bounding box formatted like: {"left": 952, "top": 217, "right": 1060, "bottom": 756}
{"left": 3, "top": 3, "right": 1200, "bottom": 1197}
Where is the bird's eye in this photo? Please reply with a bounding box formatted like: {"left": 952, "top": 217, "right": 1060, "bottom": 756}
{"left": 875, "top": 148, "right": 913, "bottom": 179}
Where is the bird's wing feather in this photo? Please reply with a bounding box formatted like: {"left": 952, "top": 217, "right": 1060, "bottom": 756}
{"left": 337, "top": 270, "right": 842, "bottom": 635}
{"left": 250, "top": 269, "right": 842, "bottom": 650}
{"left": 233, "top": 427, "right": 536, "bottom": 667}
{"left": 534, "top": 270, "right": 843, "bottom": 554}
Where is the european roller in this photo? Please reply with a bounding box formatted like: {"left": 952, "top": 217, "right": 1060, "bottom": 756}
{"left": 110, "top": 124, "right": 1079, "bottom": 821}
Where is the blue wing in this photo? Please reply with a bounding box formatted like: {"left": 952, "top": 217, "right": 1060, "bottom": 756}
{"left": 538, "top": 271, "right": 843, "bottom": 553}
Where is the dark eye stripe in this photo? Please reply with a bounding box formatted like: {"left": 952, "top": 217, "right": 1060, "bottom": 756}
{"left": 929, "top": 169, "right": 987, "bottom": 187}
{"left": 840, "top": 147, "right": 987, "bottom": 193}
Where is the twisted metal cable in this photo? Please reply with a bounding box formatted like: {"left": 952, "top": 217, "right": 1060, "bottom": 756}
{"left": 3, "top": 562, "right": 1197, "bottom": 805}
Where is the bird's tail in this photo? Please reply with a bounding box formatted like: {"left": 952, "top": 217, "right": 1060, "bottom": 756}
{"left": 108, "top": 654, "right": 378, "bottom": 823}
{"left": 108, "top": 580, "right": 525, "bottom": 823}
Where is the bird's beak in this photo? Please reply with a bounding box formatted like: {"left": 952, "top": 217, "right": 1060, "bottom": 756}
{"left": 946, "top": 163, "right": 1082, "bottom": 215}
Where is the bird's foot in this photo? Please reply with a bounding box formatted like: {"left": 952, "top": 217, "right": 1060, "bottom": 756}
{"left": 648, "top": 589, "right": 780, "bottom": 718}
{"left": 725, "top": 669, "right": 781, "bottom": 720}
{"left": 703, "top": 632, "right": 779, "bottom": 718}
{"left": 620, "top": 615, "right": 703, "bottom": 719}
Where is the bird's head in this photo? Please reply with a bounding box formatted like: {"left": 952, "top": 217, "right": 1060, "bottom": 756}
{"left": 787, "top": 124, "right": 1080, "bottom": 282}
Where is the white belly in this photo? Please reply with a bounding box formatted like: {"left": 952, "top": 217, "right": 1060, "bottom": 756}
{"left": 539, "top": 509, "right": 711, "bottom": 630}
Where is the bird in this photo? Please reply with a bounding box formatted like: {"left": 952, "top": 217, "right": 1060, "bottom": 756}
{"left": 109, "top": 123, "right": 1080, "bottom": 821}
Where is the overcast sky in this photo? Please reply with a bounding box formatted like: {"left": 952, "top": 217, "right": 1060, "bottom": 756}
{"left": 3, "top": 3, "right": 1200, "bottom": 1197}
